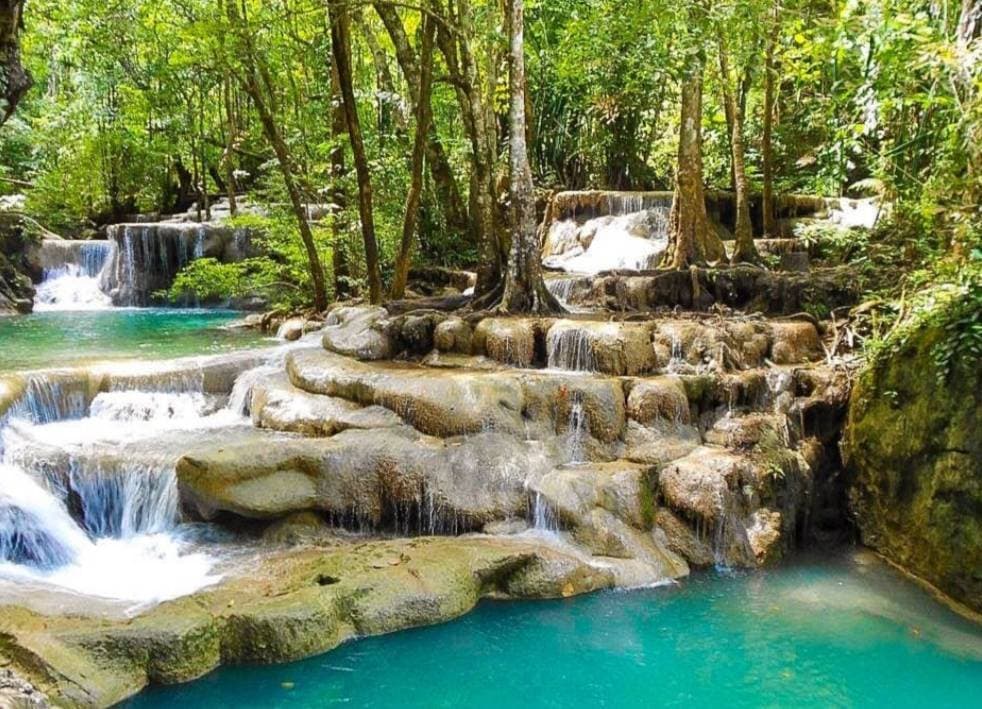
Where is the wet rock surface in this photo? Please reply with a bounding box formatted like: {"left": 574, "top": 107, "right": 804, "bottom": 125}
{"left": 844, "top": 322, "right": 982, "bottom": 613}
{"left": 0, "top": 216, "right": 880, "bottom": 707}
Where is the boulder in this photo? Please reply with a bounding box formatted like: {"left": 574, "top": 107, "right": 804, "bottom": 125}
{"left": 844, "top": 321, "right": 982, "bottom": 612}
{"left": 322, "top": 306, "right": 394, "bottom": 361}
{"left": 545, "top": 320, "right": 656, "bottom": 375}
{"left": 472, "top": 318, "right": 539, "bottom": 368}
{"left": 251, "top": 373, "right": 401, "bottom": 437}
{"left": 287, "top": 349, "right": 525, "bottom": 437}
{"left": 433, "top": 316, "right": 473, "bottom": 354}
{"left": 770, "top": 321, "right": 821, "bottom": 364}
{"left": 626, "top": 376, "right": 690, "bottom": 426}
{"left": 177, "top": 428, "right": 556, "bottom": 528}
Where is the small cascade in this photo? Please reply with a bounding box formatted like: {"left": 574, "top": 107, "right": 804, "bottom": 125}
{"left": 0, "top": 360, "right": 263, "bottom": 602}
{"left": 9, "top": 375, "right": 90, "bottom": 425}
{"left": 112, "top": 224, "right": 199, "bottom": 306}
{"left": 545, "top": 276, "right": 577, "bottom": 305}
{"left": 0, "top": 464, "right": 89, "bottom": 568}
{"left": 108, "top": 222, "right": 254, "bottom": 306}
{"left": 89, "top": 390, "right": 212, "bottom": 423}
{"left": 227, "top": 364, "right": 280, "bottom": 417}
{"left": 541, "top": 191, "right": 672, "bottom": 274}
{"left": 547, "top": 326, "right": 596, "bottom": 372}
{"left": 666, "top": 334, "right": 686, "bottom": 374}
{"left": 66, "top": 462, "right": 179, "bottom": 538}
{"left": 565, "top": 394, "right": 589, "bottom": 464}
{"left": 33, "top": 240, "right": 115, "bottom": 311}
{"left": 531, "top": 491, "right": 560, "bottom": 533}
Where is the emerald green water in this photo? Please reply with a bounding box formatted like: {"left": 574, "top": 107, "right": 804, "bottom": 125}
{"left": 127, "top": 552, "right": 982, "bottom": 708}
{"left": 0, "top": 310, "right": 266, "bottom": 371}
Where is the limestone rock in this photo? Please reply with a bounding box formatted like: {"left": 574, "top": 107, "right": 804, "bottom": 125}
{"left": 251, "top": 373, "right": 401, "bottom": 437}
{"left": 177, "top": 428, "right": 556, "bottom": 527}
{"left": 844, "top": 321, "right": 982, "bottom": 612}
{"left": 622, "top": 420, "right": 700, "bottom": 466}
{"left": 473, "top": 318, "right": 538, "bottom": 368}
{"left": 287, "top": 349, "right": 525, "bottom": 437}
{"left": 433, "top": 316, "right": 473, "bottom": 354}
{"left": 545, "top": 320, "right": 656, "bottom": 375}
{"left": 627, "top": 376, "right": 690, "bottom": 426}
{"left": 276, "top": 318, "right": 305, "bottom": 342}
{"left": 322, "top": 306, "right": 394, "bottom": 361}
{"left": 770, "top": 321, "right": 821, "bottom": 364}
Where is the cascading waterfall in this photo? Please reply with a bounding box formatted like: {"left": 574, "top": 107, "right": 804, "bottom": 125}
{"left": 547, "top": 327, "right": 597, "bottom": 372}
{"left": 565, "top": 394, "right": 589, "bottom": 465}
{"left": 0, "top": 358, "right": 275, "bottom": 604}
{"left": 33, "top": 240, "right": 116, "bottom": 311}
{"left": 9, "top": 374, "right": 91, "bottom": 425}
{"left": 542, "top": 192, "right": 672, "bottom": 274}
{"left": 110, "top": 223, "right": 225, "bottom": 306}
{"left": 545, "top": 277, "right": 577, "bottom": 305}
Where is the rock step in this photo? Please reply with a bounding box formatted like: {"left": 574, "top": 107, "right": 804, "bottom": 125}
{"left": 545, "top": 265, "right": 859, "bottom": 314}
{"left": 285, "top": 348, "right": 849, "bottom": 448}
{"left": 324, "top": 304, "right": 833, "bottom": 376}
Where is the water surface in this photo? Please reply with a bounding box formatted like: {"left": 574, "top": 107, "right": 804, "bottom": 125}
{"left": 0, "top": 309, "right": 265, "bottom": 371}
{"left": 127, "top": 551, "right": 982, "bottom": 708}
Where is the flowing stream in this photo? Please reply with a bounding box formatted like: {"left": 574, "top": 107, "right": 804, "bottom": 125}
{"left": 0, "top": 363, "right": 257, "bottom": 607}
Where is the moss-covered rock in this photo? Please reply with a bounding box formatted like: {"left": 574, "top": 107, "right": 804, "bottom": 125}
{"left": 843, "top": 323, "right": 982, "bottom": 612}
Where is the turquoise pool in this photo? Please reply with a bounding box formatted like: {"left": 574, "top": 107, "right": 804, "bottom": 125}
{"left": 0, "top": 309, "right": 267, "bottom": 371}
{"left": 126, "top": 551, "right": 982, "bottom": 708}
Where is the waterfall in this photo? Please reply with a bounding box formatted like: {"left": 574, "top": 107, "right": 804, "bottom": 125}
{"left": 545, "top": 277, "right": 576, "bottom": 304}
{"left": 33, "top": 240, "right": 115, "bottom": 311}
{"left": 0, "top": 362, "right": 255, "bottom": 603}
{"left": 0, "top": 464, "right": 90, "bottom": 569}
{"left": 9, "top": 375, "right": 90, "bottom": 425}
{"left": 532, "top": 491, "right": 560, "bottom": 533}
{"left": 547, "top": 326, "right": 597, "bottom": 372}
{"left": 666, "top": 334, "right": 686, "bottom": 374}
{"left": 110, "top": 223, "right": 218, "bottom": 306}
{"left": 565, "top": 394, "right": 588, "bottom": 465}
{"left": 542, "top": 191, "right": 673, "bottom": 275}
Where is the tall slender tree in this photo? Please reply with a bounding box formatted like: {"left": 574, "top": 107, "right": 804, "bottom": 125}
{"left": 328, "top": 0, "right": 383, "bottom": 304}
{"left": 761, "top": 0, "right": 781, "bottom": 237}
{"left": 496, "top": 0, "right": 562, "bottom": 314}
{"left": 718, "top": 30, "right": 759, "bottom": 264}
{"left": 224, "top": 0, "right": 329, "bottom": 310}
{"left": 390, "top": 8, "right": 436, "bottom": 299}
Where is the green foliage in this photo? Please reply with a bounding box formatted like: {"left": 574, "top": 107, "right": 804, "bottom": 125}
{"left": 0, "top": 0, "right": 977, "bottom": 311}
{"left": 165, "top": 212, "right": 334, "bottom": 309}
{"left": 866, "top": 251, "right": 982, "bottom": 384}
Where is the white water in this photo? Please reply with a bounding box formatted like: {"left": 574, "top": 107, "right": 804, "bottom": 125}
{"left": 543, "top": 208, "right": 669, "bottom": 275}
{"left": 0, "top": 376, "right": 247, "bottom": 606}
{"left": 547, "top": 325, "right": 597, "bottom": 372}
{"left": 33, "top": 241, "right": 115, "bottom": 311}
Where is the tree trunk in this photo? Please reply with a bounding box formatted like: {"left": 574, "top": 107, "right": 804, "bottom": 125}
{"left": 330, "top": 63, "right": 351, "bottom": 298}
{"left": 438, "top": 0, "right": 503, "bottom": 301}
{"left": 329, "top": 0, "right": 383, "bottom": 304}
{"left": 0, "top": 0, "right": 31, "bottom": 127}
{"left": 662, "top": 66, "right": 724, "bottom": 268}
{"left": 353, "top": 8, "right": 404, "bottom": 138}
{"left": 222, "top": 75, "right": 239, "bottom": 216}
{"left": 373, "top": 2, "right": 470, "bottom": 242}
{"left": 761, "top": 1, "right": 781, "bottom": 237}
{"left": 718, "top": 32, "right": 759, "bottom": 265}
{"left": 497, "top": 0, "right": 562, "bottom": 314}
{"left": 959, "top": 0, "right": 981, "bottom": 44}
{"left": 227, "top": 1, "right": 329, "bottom": 311}
{"left": 390, "top": 10, "right": 436, "bottom": 299}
